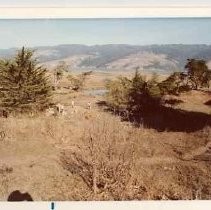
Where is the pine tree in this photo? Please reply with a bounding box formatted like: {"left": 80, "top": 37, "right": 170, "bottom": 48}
{"left": 128, "top": 70, "right": 146, "bottom": 114}
{"left": 106, "top": 76, "right": 131, "bottom": 112}
{"left": 0, "top": 47, "right": 52, "bottom": 113}
{"left": 128, "top": 70, "right": 161, "bottom": 115}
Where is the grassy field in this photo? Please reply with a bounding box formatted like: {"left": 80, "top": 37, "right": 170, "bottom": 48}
{"left": 0, "top": 71, "right": 210, "bottom": 200}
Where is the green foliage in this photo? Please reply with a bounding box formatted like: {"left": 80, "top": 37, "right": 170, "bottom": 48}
{"left": 159, "top": 59, "right": 211, "bottom": 95}
{"left": 106, "top": 76, "right": 131, "bottom": 111}
{"left": 105, "top": 58, "right": 211, "bottom": 123}
{"left": 0, "top": 47, "right": 52, "bottom": 113}
{"left": 128, "top": 71, "right": 161, "bottom": 115}
{"left": 159, "top": 72, "right": 190, "bottom": 95}
{"left": 106, "top": 71, "right": 162, "bottom": 115}
{"left": 185, "top": 59, "right": 211, "bottom": 89}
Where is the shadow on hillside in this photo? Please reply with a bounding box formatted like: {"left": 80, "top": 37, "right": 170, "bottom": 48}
{"left": 97, "top": 101, "right": 211, "bottom": 132}
{"left": 205, "top": 100, "right": 211, "bottom": 106}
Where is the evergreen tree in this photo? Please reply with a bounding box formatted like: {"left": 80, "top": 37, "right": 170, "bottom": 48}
{"left": 128, "top": 70, "right": 146, "bottom": 114}
{"left": 128, "top": 71, "right": 161, "bottom": 115}
{"left": 0, "top": 47, "right": 52, "bottom": 113}
{"left": 106, "top": 76, "right": 131, "bottom": 112}
{"left": 106, "top": 70, "right": 162, "bottom": 119}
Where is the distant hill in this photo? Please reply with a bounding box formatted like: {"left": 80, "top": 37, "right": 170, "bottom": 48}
{"left": 1, "top": 44, "right": 211, "bottom": 73}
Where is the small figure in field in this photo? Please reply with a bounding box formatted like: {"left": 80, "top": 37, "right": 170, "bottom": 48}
{"left": 87, "top": 102, "right": 91, "bottom": 110}
{"left": 70, "top": 100, "right": 78, "bottom": 113}
{"left": 56, "top": 103, "right": 64, "bottom": 115}
{"left": 71, "top": 100, "right": 75, "bottom": 109}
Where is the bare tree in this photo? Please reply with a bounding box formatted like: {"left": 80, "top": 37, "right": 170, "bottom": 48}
{"left": 60, "top": 118, "right": 142, "bottom": 200}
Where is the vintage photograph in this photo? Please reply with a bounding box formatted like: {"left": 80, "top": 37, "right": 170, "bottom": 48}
{"left": 0, "top": 17, "right": 210, "bottom": 201}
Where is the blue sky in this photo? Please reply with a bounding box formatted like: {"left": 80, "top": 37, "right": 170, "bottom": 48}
{"left": 0, "top": 18, "right": 211, "bottom": 49}
{"left": 0, "top": 0, "right": 211, "bottom": 6}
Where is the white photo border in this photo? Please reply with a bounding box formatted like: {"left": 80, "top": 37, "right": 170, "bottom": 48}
{"left": 0, "top": 7, "right": 211, "bottom": 19}
{"left": 0, "top": 5, "right": 211, "bottom": 210}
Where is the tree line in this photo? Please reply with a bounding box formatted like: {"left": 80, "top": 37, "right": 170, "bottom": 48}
{"left": 106, "top": 59, "right": 211, "bottom": 120}
{"left": 0, "top": 47, "right": 210, "bottom": 116}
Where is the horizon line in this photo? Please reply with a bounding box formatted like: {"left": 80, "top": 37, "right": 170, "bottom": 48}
{"left": 1, "top": 43, "right": 211, "bottom": 50}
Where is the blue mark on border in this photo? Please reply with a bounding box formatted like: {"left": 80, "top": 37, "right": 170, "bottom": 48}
{"left": 51, "top": 202, "right": 55, "bottom": 210}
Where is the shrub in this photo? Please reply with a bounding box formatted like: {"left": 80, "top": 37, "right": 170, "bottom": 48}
{"left": 60, "top": 116, "right": 142, "bottom": 200}
{"left": 106, "top": 76, "right": 131, "bottom": 112}
{"left": 106, "top": 71, "right": 162, "bottom": 118}
{"left": 159, "top": 72, "right": 190, "bottom": 95}
{"left": 67, "top": 72, "right": 90, "bottom": 91}
{"left": 128, "top": 71, "right": 161, "bottom": 115}
{"left": 185, "top": 59, "right": 211, "bottom": 89}
{"left": 53, "top": 61, "right": 69, "bottom": 89}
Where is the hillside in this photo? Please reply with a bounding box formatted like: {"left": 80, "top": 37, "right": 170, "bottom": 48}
{"left": 0, "top": 70, "right": 210, "bottom": 200}
{"left": 1, "top": 44, "right": 211, "bottom": 73}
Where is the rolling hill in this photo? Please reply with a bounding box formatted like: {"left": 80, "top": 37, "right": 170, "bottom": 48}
{"left": 1, "top": 44, "right": 211, "bottom": 73}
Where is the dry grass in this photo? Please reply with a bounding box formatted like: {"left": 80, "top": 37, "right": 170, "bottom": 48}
{"left": 0, "top": 109, "right": 210, "bottom": 200}
{"left": 60, "top": 113, "right": 211, "bottom": 200}
{"left": 174, "top": 90, "right": 211, "bottom": 114}
{"left": 0, "top": 71, "right": 210, "bottom": 200}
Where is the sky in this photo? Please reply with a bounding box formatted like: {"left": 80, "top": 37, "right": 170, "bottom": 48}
{"left": 0, "top": 0, "right": 211, "bottom": 7}
{"left": 0, "top": 18, "right": 211, "bottom": 49}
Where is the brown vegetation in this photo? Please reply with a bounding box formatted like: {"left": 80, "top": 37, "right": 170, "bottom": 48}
{"left": 0, "top": 49, "right": 210, "bottom": 200}
{"left": 0, "top": 105, "right": 210, "bottom": 200}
